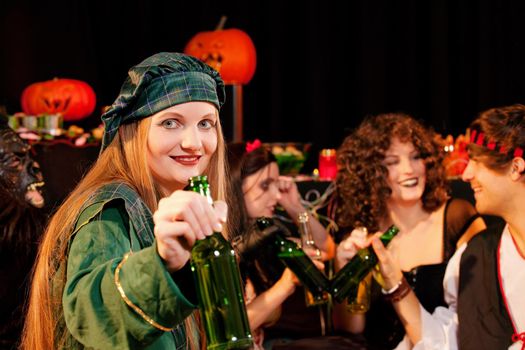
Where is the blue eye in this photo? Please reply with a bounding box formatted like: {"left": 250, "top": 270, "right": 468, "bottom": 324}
{"left": 161, "top": 119, "right": 179, "bottom": 129}
{"left": 199, "top": 119, "right": 216, "bottom": 129}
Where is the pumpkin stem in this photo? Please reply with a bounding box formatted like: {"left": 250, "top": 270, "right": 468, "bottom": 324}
{"left": 215, "top": 16, "right": 227, "bottom": 30}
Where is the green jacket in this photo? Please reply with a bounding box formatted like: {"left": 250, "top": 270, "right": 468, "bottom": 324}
{"left": 61, "top": 183, "right": 198, "bottom": 349}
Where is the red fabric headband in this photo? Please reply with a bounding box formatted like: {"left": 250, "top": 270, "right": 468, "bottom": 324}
{"left": 470, "top": 128, "right": 524, "bottom": 158}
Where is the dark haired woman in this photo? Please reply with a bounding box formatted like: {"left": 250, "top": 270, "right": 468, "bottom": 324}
{"left": 334, "top": 113, "right": 486, "bottom": 349}
{"left": 227, "top": 141, "right": 335, "bottom": 348}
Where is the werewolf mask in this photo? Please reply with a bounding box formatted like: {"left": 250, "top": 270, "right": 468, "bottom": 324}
{"left": 0, "top": 119, "right": 44, "bottom": 208}
{"left": 0, "top": 119, "right": 46, "bottom": 349}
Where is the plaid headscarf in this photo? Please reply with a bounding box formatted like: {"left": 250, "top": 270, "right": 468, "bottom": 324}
{"left": 101, "top": 52, "right": 225, "bottom": 151}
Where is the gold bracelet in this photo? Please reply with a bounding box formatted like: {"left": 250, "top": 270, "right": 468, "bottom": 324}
{"left": 114, "top": 252, "right": 173, "bottom": 332}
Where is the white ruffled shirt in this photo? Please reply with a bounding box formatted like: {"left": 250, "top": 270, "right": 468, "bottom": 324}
{"left": 395, "top": 225, "right": 525, "bottom": 350}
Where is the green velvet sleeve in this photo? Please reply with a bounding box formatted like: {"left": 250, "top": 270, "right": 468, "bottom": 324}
{"left": 62, "top": 201, "right": 197, "bottom": 349}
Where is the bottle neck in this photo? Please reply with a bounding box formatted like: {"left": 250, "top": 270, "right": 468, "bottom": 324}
{"left": 379, "top": 225, "right": 399, "bottom": 246}
{"left": 187, "top": 176, "right": 214, "bottom": 205}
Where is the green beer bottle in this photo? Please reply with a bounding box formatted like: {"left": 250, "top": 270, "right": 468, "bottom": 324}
{"left": 188, "top": 176, "right": 252, "bottom": 350}
{"left": 330, "top": 225, "right": 399, "bottom": 304}
{"left": 255, "top": 217, "right": 330, "bottom": 303}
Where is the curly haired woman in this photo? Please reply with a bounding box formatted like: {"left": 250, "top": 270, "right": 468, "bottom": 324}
{"left": 333, "top": 113, "right": 486, "bottom": 349}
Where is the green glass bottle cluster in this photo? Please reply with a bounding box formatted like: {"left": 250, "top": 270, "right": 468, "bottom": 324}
{"left": 187, "top": 176, "right": 253, "bottom": 350}
{"left": 255, "top": 218, "right": 399, "bottom": 305}
{"left": 186, "top": 174, "right": 398, "bottom": 349}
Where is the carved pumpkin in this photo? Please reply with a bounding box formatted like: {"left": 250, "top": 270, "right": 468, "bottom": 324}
{"left": 21, "top": 78, "right": 96, "bottom": 121}
{"left": 184, "top": 28, "right": 257, "bottom": 85}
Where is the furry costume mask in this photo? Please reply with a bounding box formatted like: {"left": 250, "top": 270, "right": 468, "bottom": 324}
{"left": 0, "top": 119, "right": 44, "bottom": 208}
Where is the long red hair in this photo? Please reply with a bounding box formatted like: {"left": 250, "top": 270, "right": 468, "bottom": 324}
{"left": 20, "top": 115, "right": 228, "bottom": 349}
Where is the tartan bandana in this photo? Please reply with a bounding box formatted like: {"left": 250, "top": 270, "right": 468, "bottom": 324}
{"left": 101, "top": 52, "right": 225, "bottom": 151}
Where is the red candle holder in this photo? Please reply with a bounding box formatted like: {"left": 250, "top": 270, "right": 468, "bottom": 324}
{"left": 319, "top": 149, "right": 337, "bottom": 180}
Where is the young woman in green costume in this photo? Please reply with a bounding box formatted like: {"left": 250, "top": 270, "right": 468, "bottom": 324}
{"left": 21, "top": 53, "right": 229, "bottom": 350}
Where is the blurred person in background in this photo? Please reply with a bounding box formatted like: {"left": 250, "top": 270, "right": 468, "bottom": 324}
{"left": 227, "top": 141, "right": 335, "bottom": 349}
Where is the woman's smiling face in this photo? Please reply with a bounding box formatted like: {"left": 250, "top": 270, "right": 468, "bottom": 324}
{"left": 383, "top": 138, "right": 427, "bottom": 206}
{"left": 147, "top": 101, "right": 218, "bottom": 195}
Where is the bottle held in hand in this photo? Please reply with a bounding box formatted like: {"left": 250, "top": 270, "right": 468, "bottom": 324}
{"left": 346, "top": 273, "right": 372, "bottom": 313}
{"left": 345, "top": 227, "right": 371, "bottom": 313}
{"left": 330, "top": 225, "right": 400, "bottom": 304}
{"left": 255, "top": 217, "right": 330, "bottom": 304}
{"left": 188, "top": 176, "right": 253, "bottom": 350}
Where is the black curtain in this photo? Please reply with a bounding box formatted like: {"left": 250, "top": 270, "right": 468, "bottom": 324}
{"left": 2, "top": 0, "right": 525, "bottom": 172}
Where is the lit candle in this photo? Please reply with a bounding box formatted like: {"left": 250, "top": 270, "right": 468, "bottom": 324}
{"left": 318, "top": 149, "right": 337, "bottom": 180}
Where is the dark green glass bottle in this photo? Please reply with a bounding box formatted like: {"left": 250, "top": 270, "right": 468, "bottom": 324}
{"left": 330, "top": 225, "right": 399, "bottom": 303}
{"left": 188, "top": 176, "right": 253, "bottom": 350}
{"left": 255, "top": 217, "right": 330, "bottom": 303}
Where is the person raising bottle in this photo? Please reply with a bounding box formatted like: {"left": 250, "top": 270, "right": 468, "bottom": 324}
{"left": 369, "top": 104, "right": 525, "bottom": 349}
{"left": 21, "top": 53, "right": 229, "bottom": 350}
{"left": 226, "top": 141, "right": 335, "bottom": 349}
{"left": 333, "top": 113, "right": 486, "bottom": 349}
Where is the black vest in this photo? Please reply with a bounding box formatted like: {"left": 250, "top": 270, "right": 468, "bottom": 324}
{"left": 458, "top": 228, "right": 514, "bottom": 350}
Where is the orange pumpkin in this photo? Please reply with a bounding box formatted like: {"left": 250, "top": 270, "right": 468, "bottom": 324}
{"left": 184, "top": 28, "right": 257, "bottom": 85}
{"left": 21, "top": 78, "right": 96, "bottom": 121}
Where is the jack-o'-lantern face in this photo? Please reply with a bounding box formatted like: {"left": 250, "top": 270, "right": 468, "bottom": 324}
{"left": 21, "top": 78, "right": 96, "bottom": 122}
{"left": 185, "top": 28, "right": 257, "bottom": 85}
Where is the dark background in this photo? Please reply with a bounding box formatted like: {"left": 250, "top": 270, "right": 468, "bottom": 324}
{"left": 2, "top": 0, "right": 525, "bottom": 173}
